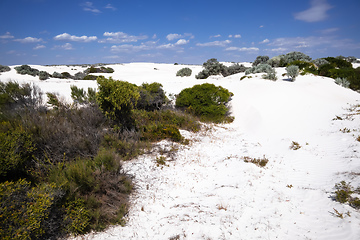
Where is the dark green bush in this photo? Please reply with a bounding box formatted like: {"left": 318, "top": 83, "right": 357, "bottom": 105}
{"left": 325, "top": 57, "right": 353, "bottom": 69}
{"left": 86, "top": 66, "right": 114, "bottom": 74}
{"left": 137, "top": 82, "right": 167, "bottom": 111}
{"left": 176, "top": 67, "right": 192, "bottom": 77}
{"left": 141, "top": 123, "right": 183, "bottom": 142}
{"left": 74, "top": 71, "right": 87, "bottom": 80}
{"left": 0, "top": 123, "right": 35, "bottom": 180}
{"left": 52, "top": 72, "right": 62, "bottom": 78}
{"left": 84, "top": 75, "right": 98, "bottom": 80}
{"left": 0, "top": 65, "right": 11, "bottom": 73}
{"left": 14, "top": 65, "right": 39, "bottom": 76}
{"left": 287, "top": 60, "right": 314, "bottom": 70}
{"left": 61, "top": 72, "right": 72, "bottom": 79}
{"left": 175, "top": 83, "right": 233, "bottom": 122}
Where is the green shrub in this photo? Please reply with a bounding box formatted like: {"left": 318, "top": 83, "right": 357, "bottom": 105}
{"left": 325, "top": 57, "right": 353, "bottom": 69}
{"left": 14, "top": 65, "right": 39, "bottom": 76}
{"left": 70, "top": 85, "right": 96, "bottom": 105}
{"left": 86, "top": 66, "right": 114, "bottom": 74}
{"left": 64, "top": 198, "right": 91, "bottom": 235}
{"left": 39, "top": 71, "right": 50, "bottom": 80}
{"left": 141, "top": 123, "right": 183, "bottom": 142}
{"left": 262, "top": 68, "right": 277, "bottom": 81}
{"left": 96, "top": 77, "right": 140, "bottom": 129}
{"left": 252, "top": 55, "right": 269, "bottom": 66}
{"left": 287, "top": 60, "right": 314, "bottom": 70}
{"left": 0, "top": 124, "right": 35, "bottom": 180}
{"left": 334, "top": 181, "right": 353, "bottom": 203}
{"left": 83, "top": 75, "right": 98, "bottom": 80}
{"left": 0, "top": 179, "right": 62, "bottom": 240}
{"left": 176, "top": 67, "right": 192, "bottom": 77}
{"left": 286, "top": 65, "right": 299, "bottom": 81}
{"left": 137, "top": 82, "right": 167, "bottom": 111}
{"left": 74, "top": 71, "right": 87, "bottom": 80}
{"left": 175, "top": 83, "right": 233, "bottom": 123}
{"left": 0, "top": 65, "right": 11, "bottom": 73}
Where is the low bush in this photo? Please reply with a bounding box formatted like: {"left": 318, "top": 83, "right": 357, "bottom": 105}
{"left": 61, "top": 72, "right": 72, "bottom": 79}
{"left": 262, "top": 68, "right": 277, "bottom": 81}
{"left": 245, "top": 63, "right": 273, "bottom": 75}
{"left": 137, "top": 82, "right": 167, "bottom": 111}
{"left": 52, "top": 71, "right": 63, "bottom": 78}
{"left": 176, "top": 67, "right": 192, "bottom": 77}
{"left": 267, "top": 55, "right": 286, "bottom": 67}
{"left": 14, "top": 65, "right": 39, "bottom": 76}
{"left": 83, "top": 75, "right": 98, "bottom": 80}
{"left": 39, "top": 71, "right": 50, "bottom": 80}
{"left": 175, "top": 83, "right": 233, "bottom": 123}
{"left": 286, "top": 65, "right": 299, "bottom": 81}
{"left": 325, "top": 57, "right": 353, "bottom": 69}
{"left": 222, "top": 63, "right": 248, "bottom": 77}
{"left": 140, "top": 123, "right": 183, "bottom": 142}
{"left": 195, "top": 58, "right": 226, "bottom": 79}
{"left": 74, "top": 71, "right": 87, "bottom": 80}
{"left": 334, "top": 181, "right": 360, "bottom": 209}
{"left": 0, "top": 65, "right": 11, "bottom": 73}
{"left": 86, "top": 66, "right": 114, "bottom": 74}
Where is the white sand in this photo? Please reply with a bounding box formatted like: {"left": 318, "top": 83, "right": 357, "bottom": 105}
{"left": 1, "top": 63, "right": 360, "bottom": 239}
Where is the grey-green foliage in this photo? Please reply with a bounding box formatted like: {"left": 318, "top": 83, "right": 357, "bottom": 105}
{"left": 74, "top": 71, "right": 87, "bottom": 80}
{"left": 253, "top": 55, "right": 269, "bottom": 66}
{"left": 267, "top": 55, "right": 285, "bottom": 67}
{"left": 39, "top": 71, "right": 50, "bottom": 80}
{"left": 195, "top": 58, "right": 226, "bottom": 79}
{"left": 284, "top": 51, "right": 311, "bottom": 64}
{"left": 52, "top": 72, "right": 62, "bottom": 78}
{"left": 311, "top": 58, "right": 330, "bottom": 67}
{"left": 176, "top": 67, "right": 192, "bottom": 77}
{"left": 286, "top": 65, "right": 299, "bottom": 81}
{"left": 335, "top": 77, "right": 350, "bottom": 88}
{"left": 245, "top": 63, "right": 274, "bottom": 75}
{"left": 0, "top": 65, "right": 11, "bottom": 73}
{"left": 222, "top": 63, "right": 248, "bottom": 77}
{"left": 14, "top": 65, "right": 39, "bottom": 76}
{"left": 262, "top": 68, "right": 277, "bottom": 81}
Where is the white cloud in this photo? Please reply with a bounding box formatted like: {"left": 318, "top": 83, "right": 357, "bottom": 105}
{"left": 294, "top": 0, "right": 333, "bottom": 22}
{"left": 54, "top": 33, "right": 97, "bottom": 42}
{"left": 175, "top": 39, "right": 189, "bottom": 45}
{"left": 0, "top": 32, "right": 14, "bottom": 39}
{"left": 259, "top": 25, "right": 264, "bottom": 28}
{"left": 53, "top": 43, "right": 74, "bottom": 50}
{"left": 210, "top": 34, "right": 221, "bottom": 38}
{"left": 110, "top": 42, "right": 156, "bottom": 53}
{"left": 166, "top": 33, "right": 182, "bottom": 41}
{"left": 320, "top": 27, "right": 339, "bottom": 34}
{"left": 104, "top": 4, "right": 117, "bottom": 11}
{"left": 81, "top": 2, "right": 101, "bottom": 13}
{"left": 260, "top": 39, "right": 270, "bottom": 44}
{"left": 225, "top": 47, "right": 259, "bottom": 52}
{"left": 234, "top": 34, "right": 241, "bottom": 38}
{"left": 14, "top": 37, "right": 43, "bottom": 43}
{"left": 166, "top": 33, "right": 194, "bottom": 41}
{"left": 269, "top": 36, "right": 360, "bottom": 51}
{"left": 196, "top": 40, "right": 231, "bottom": 47}
{"left": 99, "top": 32, "right": 147, "bottom": 43}
{"left": 33, "top": 44, "right": 46, "bottom": 50}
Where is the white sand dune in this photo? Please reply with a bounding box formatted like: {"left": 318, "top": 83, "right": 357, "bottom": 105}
{"left": 1, "top": 63, "right": 360, "bottom": 239}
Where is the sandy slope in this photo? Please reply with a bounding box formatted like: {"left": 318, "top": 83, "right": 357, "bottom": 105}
{"left": 1, "top": 63, "right": 360, "bottom": 239}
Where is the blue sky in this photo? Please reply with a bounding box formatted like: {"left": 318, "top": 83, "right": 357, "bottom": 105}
{"left": 0, "top": 0, "right": 359, "bottom": 65}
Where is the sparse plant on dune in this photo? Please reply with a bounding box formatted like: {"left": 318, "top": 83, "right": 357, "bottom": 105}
{"left": 176, "top": 67, "right": 192, "bottom": 77}
{"left": 286, "top": 65, "right": 299, "bottom": 81}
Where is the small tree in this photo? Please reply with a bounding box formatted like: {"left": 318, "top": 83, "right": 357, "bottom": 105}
{"left": 286, "top": 65, "right": 299, "bottom": 81}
